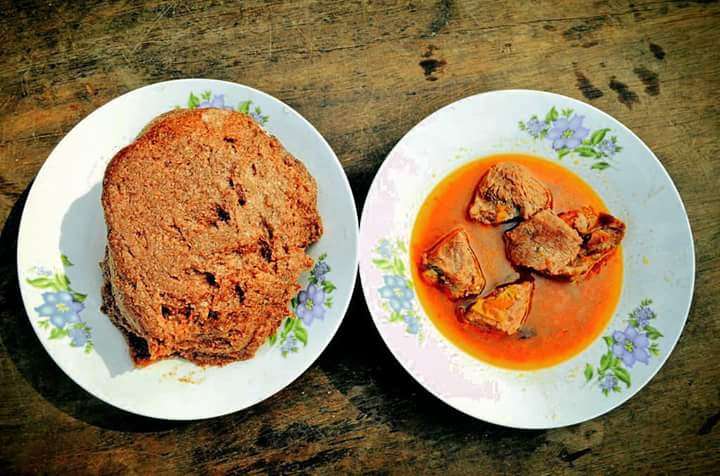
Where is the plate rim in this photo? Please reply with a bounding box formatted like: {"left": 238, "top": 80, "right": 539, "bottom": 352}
{"left": 16, "top": 78, "right": 360, "bottom": 420}
{"left": 358, "top": 88, "right": 696, "bottom": 429}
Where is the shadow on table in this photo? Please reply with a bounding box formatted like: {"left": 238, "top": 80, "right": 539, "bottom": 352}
{"left": 318, "top": 285, "right": 546, "bottom": 448}
{"left": 0, "top": 185, "right": 183, "bottom": 433}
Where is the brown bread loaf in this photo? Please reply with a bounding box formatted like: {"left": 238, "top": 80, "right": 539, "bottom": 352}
{"left": 101, "top": 108, "right": 322, "bottom": 366}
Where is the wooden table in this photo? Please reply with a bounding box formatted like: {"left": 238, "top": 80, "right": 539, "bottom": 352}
{"left": 1, "top": 1, "right": 718, "bottom": 473}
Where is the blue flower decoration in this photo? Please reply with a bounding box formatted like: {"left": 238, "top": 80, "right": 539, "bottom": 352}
{"left": 598, "top": 138, "right": 617, "bottom": 157}
{"left": 68, "top": 326, "right": 89, "bottom": 347}
{"left": 313, "top": 261, "right": 330, "bottom": 281}
{"left": 281, "top": 334, "right": 299, "bottom": 354}
{"left": 198, "top": 94, "right": 234, "bottom": 110}
{"left": 526, "top": 117, "right": 545, "bottom": 137}
{"left": 34, "top": 266, "right": 53, "bottom": 276}
{"left": 378, "top": 275, "right": 413, "bottom": 313}
{"left": 34, "top": 291, "right": 84, "bottom": 329}
{"left": 612, "top": 326, "right": 650, "bottom": 368}
{"left": 403, "top": 315, "right": 420, "bottom": 334}
{"left": 377, "top": 239, "right": 393, "bottom": 259}
{"left": 547, "top": 115, "right": 590, "bottom": 150}
{"left": 635, "top": 306, "right": 654, "bottom": 328}
{"left": 600, "top": 374, "right": 618, "bottom": 392}
{"left": 250, "top": 110, "right": 266, "bottom": 124}
{"left": 296, "top": 284, "right": 326, "bottom": 325}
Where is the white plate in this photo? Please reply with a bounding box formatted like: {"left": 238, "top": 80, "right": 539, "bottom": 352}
{"left": 17, "top": 79, "right": 358, "bottom": 420}
{"left": 359, "top": 90, "right": 694, "bottom": 429}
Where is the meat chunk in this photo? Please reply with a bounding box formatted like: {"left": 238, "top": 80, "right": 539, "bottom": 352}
{"left": 458, "top": 277, "right": 534, "bottom": 335}
{"left": 420, "top": 228, "right": 486, "bottom": 299}
{"left": 556, "top": 207, "right": 626, "bottom": 279}
{"left": 504, "top": 209, "right": 583, "bottom": 276}
{"left": 468, "top": 162, "right": 552, "bottom": 224}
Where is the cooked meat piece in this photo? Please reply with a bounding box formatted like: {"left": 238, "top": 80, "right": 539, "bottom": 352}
{"left": 420, "top": 228, "right": 486, "bottom": 299}
{"left": 468, "top": 162, "right": 552, "bottom": 224}
{"left": 458, "top": 277, "right": 535, "bottom": 335}
{"left": 559, "top": 206, "right": 599, "bottom": 235}
{"left": 560, "top": 207, "right": 625, "bottom": 254}
{"left": 504, "top": 209, "right": 583, "bottom": 275}
{"left": 555, "top": 207, "right": 626, "bottom": 279}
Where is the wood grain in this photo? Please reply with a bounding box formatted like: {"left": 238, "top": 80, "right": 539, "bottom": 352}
{"left": 1, "top": 0, "right": 719, "bottom": 473}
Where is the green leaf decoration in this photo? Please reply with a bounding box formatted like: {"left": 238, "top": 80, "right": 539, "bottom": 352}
{"left": 396, "top": 240, "right": 407, "bottom": 253}
{"left": 26, "top": 277, "right": 57, "bottom": 289}
{"left": 575, "top": 146, "right": 599, "bottom": 158}
{"left": 294, "top": 323, "right": 308, "bottom": 346}
{"left": 591, "top": 161, "right": 610, "bottom": 171}
{"left": 322, "top": 280, "right": 336, "bottom": 293}
{"left": 544, "top": 106, "right": 559, "bottom": 124}
{"left": 518, "top": 121, "right": 527, "bottom": 131}
{"left": 644, "top": 325, "right": 663, "bottom": 340}
{"left": 389, "top": 311, "right": 404, "bottom": 322}
{"left": 584, "top": 363, "right": 594, "bottom": 382}
{"left": 557, "top": 148, "right": 571, "bottom": 159}
{"left": 201, "top": 90, "right": 212, "bottom": 101}
{"left": 54, "top": 273, "right": 70, "bottom": 291}
{"left": 602, "top": 388, "right": 609, "bottom": 396}
{"left": 641, "top": 298, "right": 653, "bottom": 306}
{"left": 589, "top": 128, "right": 610, "bottom": 145}
{"left": 325, "top": 296, "right": 333, "bottom": 308}
{"left": 280, "top": 318, "right": 296, "bottom": 340}
{"left": 560, "top": 108, "right": 573, "bottom": 118}
{"left": 237, "top": 100, "right": 252, "bottom": 113}
{"left": 61, "top": 255, "right": 74, "bottom": 267}
{"left": 38, "top": 320, "right": 50, "bottom": 329}
{"left": 49, "top": 328, "right": 68, "bottom": 340}
{"left": 71, "top": 292, "right": 88, "bottom": 303}
{"left": 613, "top": 367, "right": 632, "bottom": 387}
{"left": 600, "top": 352, "right": 612, "bottom": 372}
{"left": 318, "top": 252, "right": 328, "bottom": 261}
{"left": 603, "top": 335, "right": 614, "bottom": 347}
{"left": 187, "top": 92, "right": 201, "bottom": 109}
{"left": 268, "top": 333, "right": 277, "bottom": 346}
{"left": 372, "top": 258, "right": 393, "bottom": 272}
{"left": 84, "top": 342, "right": 94, "bottom": 354}
{"left": 392, "top": 257, "right": 406, "bottom": 275}
{"left": 650, "top": 345, "right": 660, "bottom": 356}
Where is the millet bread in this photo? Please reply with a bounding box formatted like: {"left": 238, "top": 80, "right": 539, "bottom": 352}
{"left": 101, "top": 108, "right": 322, "bottom": 366}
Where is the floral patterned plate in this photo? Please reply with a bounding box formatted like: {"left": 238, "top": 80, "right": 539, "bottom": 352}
{"left": 359, "top": 90, "right": 694, "bottom": 429}
{"left": 17, "top": 79, "right": 358, "bottom": 420}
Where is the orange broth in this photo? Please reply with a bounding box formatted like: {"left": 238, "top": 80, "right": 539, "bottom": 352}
{"left": 410, "top": 154, "right": 623, "bottom": 370}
